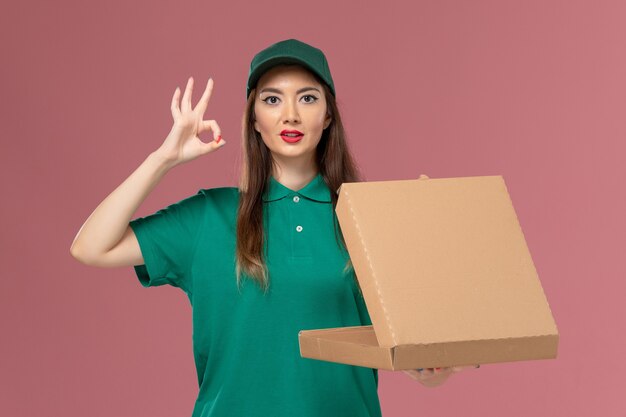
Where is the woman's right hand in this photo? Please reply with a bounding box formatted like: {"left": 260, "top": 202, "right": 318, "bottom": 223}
{"left": 154, "top": 76, "right": 226, "bottom": 168}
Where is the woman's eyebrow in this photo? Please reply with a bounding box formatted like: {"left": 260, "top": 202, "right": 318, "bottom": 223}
{"left": 259, "top": 86, "right": 321, "bottom": 95}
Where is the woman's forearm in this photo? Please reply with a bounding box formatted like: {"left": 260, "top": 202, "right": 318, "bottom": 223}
{"left": 69, "top": 151, "right": 174, "bottom": 261}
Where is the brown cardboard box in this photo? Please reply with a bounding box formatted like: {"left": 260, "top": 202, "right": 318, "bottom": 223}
{"left": 298, "top": 175, "right": 559, "bottom": 370}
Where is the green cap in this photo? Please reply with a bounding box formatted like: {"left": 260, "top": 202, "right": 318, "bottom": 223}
{"left": 246, "top": 38, "right": 336, "bottom": 99}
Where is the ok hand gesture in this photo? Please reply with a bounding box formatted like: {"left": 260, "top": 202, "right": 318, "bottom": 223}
{"left": 155, "top": 76, "right": 226, "bottom": 168}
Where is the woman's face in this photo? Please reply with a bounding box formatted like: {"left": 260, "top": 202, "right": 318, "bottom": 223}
{"left": 254, "top": 65, "right": 331, "bottom": 169}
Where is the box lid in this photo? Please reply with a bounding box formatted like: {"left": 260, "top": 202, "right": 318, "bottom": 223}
{"left": 335, "top": 175, "right": 558, "bottom": 349}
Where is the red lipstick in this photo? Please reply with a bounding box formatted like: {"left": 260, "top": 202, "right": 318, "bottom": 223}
{"left": 280, "top": 129, "right": 303, "bottom": 143}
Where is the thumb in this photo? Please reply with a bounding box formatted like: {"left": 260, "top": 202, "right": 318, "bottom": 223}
{"left": 200, "top": 136, "right": 226, "bottom": 154}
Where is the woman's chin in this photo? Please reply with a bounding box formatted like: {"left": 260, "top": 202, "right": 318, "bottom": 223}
{"left": 271, "top": 146, "right": 315, "bottom": 159}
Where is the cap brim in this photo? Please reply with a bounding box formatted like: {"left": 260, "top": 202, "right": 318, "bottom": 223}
{"left": 247, "top": 56, "right": 320, "bottom": 96}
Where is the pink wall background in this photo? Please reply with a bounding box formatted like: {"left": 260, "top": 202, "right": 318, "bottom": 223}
{"left": 2, "top": 0, "right": 624, "bottom": 416}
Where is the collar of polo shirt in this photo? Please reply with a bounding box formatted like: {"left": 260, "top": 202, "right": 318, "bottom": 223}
{"left": 262, "top": 172, "right": 332, "bottom": 203}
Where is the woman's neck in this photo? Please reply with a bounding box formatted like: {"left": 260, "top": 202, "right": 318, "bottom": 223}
{"left": 272, "top": 159, "right": 319, "bottom": 192}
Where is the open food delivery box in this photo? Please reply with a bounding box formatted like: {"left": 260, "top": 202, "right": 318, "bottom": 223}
{"left": 298, "top": 175, "right": 559, "bottom": 370}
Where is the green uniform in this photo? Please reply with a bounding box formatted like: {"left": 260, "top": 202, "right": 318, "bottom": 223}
{"left": 129, "top": 172, "right": 382, "bottom": 417}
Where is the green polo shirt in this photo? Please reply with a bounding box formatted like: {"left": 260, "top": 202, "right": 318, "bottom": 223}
{"left": 129, "top": 172, "right": 382, "bottom": 417}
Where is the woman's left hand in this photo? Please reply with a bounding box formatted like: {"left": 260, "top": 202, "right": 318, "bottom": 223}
{"left": 402, "top": 365, "right": 479, "bottom": 388}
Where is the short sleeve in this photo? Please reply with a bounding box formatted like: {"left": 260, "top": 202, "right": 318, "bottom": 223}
{"left": 129, "top": 189, "right": 207, "bottom": 292}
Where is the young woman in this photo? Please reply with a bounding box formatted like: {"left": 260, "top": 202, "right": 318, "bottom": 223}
{"left": 70, "top": 38, "right": 471, "bottom": 417}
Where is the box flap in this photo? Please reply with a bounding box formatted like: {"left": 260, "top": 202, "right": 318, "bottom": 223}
{"left": 335, "top": 175, "right": 558, "bottom": 349}
{"left": 299, "top": 326, "right": 558, "bottom": 370}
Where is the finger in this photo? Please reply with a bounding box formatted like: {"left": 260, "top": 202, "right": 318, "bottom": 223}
{"left": 413, "top": 369, "right": 433, "bottom": 380}
{"left": 199, "top": 136, "right": 226, "bottom": 155}
{"left": 199, "top": 119, "right": 222, "bottom": 142}
{"left": 194, "top": 77, "right": 214, "bottom": 116}
{"left": 181, "top": 76, "right": 193, "bottom": 113}
{"left": 435, "top": 367, "right": 457, "bottom": 376}
{"left": 451, "top": 365, "right": 477, "bottom": 372}
{"left": 171, "top": 86, "right": 181, "bottom": 120}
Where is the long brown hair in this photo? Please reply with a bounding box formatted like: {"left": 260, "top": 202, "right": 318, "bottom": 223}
{"left": 235, "top": 67, "right": 362, "bottom": 294}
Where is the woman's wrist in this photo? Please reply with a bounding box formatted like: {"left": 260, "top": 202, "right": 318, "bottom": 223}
{"left": 148, "top": 150, "right": 178, "bottom": 173}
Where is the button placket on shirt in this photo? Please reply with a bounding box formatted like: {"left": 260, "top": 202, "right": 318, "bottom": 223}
{"left": 289, "top": 192, "right": 311, "bottom": 259}
{"left": 292, "top": 194, "right": 303, "bottom": 233}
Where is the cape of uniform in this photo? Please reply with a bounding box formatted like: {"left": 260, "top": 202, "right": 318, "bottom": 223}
{"left": 129, "top": 172, "right": 382, "bottom": 417}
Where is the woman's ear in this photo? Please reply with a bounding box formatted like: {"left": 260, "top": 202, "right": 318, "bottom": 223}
{"left": 323, "top": 114, "right": 332, "bottom": 130}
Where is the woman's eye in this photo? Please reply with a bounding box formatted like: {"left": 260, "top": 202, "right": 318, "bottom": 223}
{"left": 261, "top": 95, "right": 318, "bottom": 104}
{"left": 262, "top": 96, "right": 279, "bottom": 104}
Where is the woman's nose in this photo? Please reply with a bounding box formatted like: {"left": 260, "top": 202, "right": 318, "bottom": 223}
{"left": 282, "top": 100, "right": 301, "bottom": 123}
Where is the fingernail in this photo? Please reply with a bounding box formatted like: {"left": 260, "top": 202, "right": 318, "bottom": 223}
{"left": 216, "top": 135, "right": 221, "bottom": 143}
{"left": 435, "top": 367, "right": 441, "bottom": 371}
